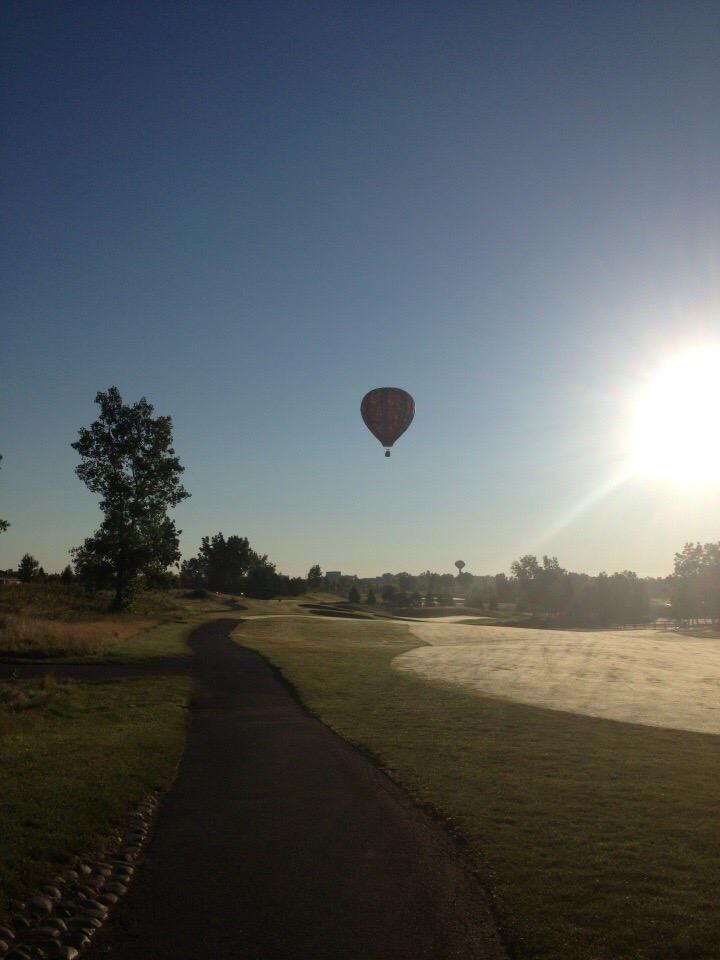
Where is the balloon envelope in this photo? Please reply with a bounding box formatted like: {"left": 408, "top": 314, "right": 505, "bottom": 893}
{"left": 361, "top": 388, "right": 415, "bottom": 454}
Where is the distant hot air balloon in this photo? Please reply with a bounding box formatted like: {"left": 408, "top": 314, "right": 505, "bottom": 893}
{"left": 455, "top": 560, "right": 466, "bottom": 574}
{"left": 361, "top": 388, "right": 415, "bottom": 457}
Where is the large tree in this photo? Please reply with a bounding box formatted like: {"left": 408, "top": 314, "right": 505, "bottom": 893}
{"left": 196, "top": 533, "right": 254, "bottom": 593}
{"left": 72, "top": 387, "right": 189, "bottom": 608}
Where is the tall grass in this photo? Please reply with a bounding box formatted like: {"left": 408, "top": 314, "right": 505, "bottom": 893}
{"left": 0, "top": 613, "right": 154, "bottom": 658}
{"left": 0, "top": 582, "right": 182, "bottom": 620}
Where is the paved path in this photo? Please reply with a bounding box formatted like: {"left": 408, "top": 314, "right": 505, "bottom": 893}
{"left": 87, "top": 619, "right": 506, "bottom": 960}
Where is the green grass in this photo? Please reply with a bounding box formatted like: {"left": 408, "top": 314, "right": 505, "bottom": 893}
{"left": 236, "top": 616, "right": 720, "bottom": 960}
{"left": 0, "top": 587, "right": 324, "bottom": 918}
{"left": 0, "top": 586, "right": 228, "bottom": 918}
{"left": 0, "top": 672, "right": 190, "bottom": 920}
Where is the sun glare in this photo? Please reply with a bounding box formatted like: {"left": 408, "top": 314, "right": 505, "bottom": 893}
{"left": 631, "top": 345, "right": 720, "bottom": 484}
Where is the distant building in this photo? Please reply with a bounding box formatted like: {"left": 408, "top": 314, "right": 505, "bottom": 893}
{"left": 325, "top": 571, "right": 342, "bottom": 584}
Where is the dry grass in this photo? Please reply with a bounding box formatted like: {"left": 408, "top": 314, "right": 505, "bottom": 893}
{"left": 0, "top": 613, "right": 155, "bottom": 658}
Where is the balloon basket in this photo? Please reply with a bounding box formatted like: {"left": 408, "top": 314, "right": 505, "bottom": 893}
{"left": 385, "top": 449, "right": 391, "bottom": 457}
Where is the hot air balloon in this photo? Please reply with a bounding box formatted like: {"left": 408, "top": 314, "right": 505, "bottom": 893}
{"left": 361, "top": 388, "right": 415, "bottom": 457}
{"left": 455, "top": 560, "right": 466, "bottom": 574}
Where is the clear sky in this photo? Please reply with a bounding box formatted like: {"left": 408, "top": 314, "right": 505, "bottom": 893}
{"left": 3, "top": 1, "right": 720, "bottom": 579}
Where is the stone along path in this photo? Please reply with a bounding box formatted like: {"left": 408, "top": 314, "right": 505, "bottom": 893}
{"left": 87, "top": 619, "right": 506, "bottom": 960}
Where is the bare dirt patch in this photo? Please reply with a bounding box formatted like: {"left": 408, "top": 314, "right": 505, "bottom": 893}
{"left": 395, "top": 623, "right": 720, "bottom": 735}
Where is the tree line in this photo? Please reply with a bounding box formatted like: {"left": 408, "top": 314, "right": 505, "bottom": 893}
{"left": 180, "top": 533, "right": 305, "bottom": 598}
{"left": 2, "top": 387, "right": 718, "bottom": 622}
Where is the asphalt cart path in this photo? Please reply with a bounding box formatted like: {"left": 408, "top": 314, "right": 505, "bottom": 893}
{"left": 88, "top": 619, "right": 506, "bottom": 960}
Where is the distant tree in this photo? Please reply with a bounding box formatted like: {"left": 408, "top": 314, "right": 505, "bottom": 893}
{"left": 494, "top": 572, "right": 514, "bottom": 602}
{"left": 197, "top": 534, "right": 254, "bottom": 593}
{"left": 438, "top": 573, "right": 455, "bottom": 596}
{"left": 286, "top": 577, "right": 307, "bottom": 596}
{"left": 71, "top": 387, "right": 189, "bottom": 609}
{"left": 348, "top": 586, "right": 360, "bottom": 603}
{"left": 381, "top": 584, "right": 396, "bottom": 605}
{"left": 456, "top": 571, "right": 474, "bottom": 594}
{"left": 409, "top": 590, "right": 422, "bottom": 607}
{"left": 467, "top": 588, "right": 485, "bottom": 609}
{"left": 18, "top": 553, "right": 40, "bottom": 582}
{"left": 397, "top": 572, "right": 415, "bottom": 594}
{"left": 366, "top": 588, "right": 376, "bottom": 605}
{"left": 144, "top": 564, "right": 178, "bottom": 590}
{"left": 60, "top": 565, "right": 75, "bottom": 584}
{"left": 307, "top": 565, "right": 323, "bottom": 590}
{"left": 245, "top": 556, "right": 280, "bottom": 598}
{"left": 0, "top": 455, "right": 8, "bottom": 534}
{"left": 669, "top": 542, "right": 720, "bottom": 624}
{"left": 488, "top": 596, "right": 498, "bottom": 611}
{"left": 180, "top": 556, "right": 205, "bottom": 589}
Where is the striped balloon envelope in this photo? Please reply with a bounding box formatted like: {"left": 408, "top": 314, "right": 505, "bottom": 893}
{"left": 361, "top": 387, "right": 415, "bottom": 457}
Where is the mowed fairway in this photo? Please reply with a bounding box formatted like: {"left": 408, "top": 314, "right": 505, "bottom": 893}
{"left": 396, "top": 623, "right": 720, "bottom": 735}
{"left": 236, "top": 615, "right": 720, "bottom": 960}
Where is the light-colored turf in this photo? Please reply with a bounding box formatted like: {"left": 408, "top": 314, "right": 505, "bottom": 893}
{"left": 235, "top": 615, "right": 720, "bottom": 960}
{"left": 396, "top": 623, "right": 720, "bottom": 734}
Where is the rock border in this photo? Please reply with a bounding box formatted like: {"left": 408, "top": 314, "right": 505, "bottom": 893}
{"left": 0, "top": 791, "right": 159, "bottom": 960}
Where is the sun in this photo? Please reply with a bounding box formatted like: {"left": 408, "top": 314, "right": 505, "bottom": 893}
{"left": 631, "top": 345, "right": 720, "bottom": 484}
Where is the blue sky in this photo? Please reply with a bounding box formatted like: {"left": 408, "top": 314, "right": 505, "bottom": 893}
{"left": 2, "top": 0, "right": 720, "bottom": 578}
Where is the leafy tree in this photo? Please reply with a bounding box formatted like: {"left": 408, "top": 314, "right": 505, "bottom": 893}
{"left": 494, "top": 572, "right": 514, "bottom": 602}
{"left": 0, "top": 455, "right": 8, "bottom": 534}
{"left": 670, "top": 542, "right": 720, "bottom": 623}
{"left": 285, "top": 577, "right": 307, "bottom": 596}
{"left": 409, "top": 590, "right": 422, "bottom": 607}
{"left": 71, "top": 387, "right": 190, "bottom": 609}
{"left": 396, "top": 572, "right": 415, "bottom": 594}
{"left": 179, "top": 556, "right": 204, "bottom": 589}
{"left": 245, "top": 556, "right": 280, "bottom": 598}
{"left": 348, "top": 586, "right": 360, "bottom": 603}
{"left": 456, "top": 571, "right": 474, "bottom": 594}
{"left": 197, "top": 534, "right": 254, "bottom": 593}
{"left": 467, "top": 588, "right": 485, "bottom": 609}
{"left": 488, "top": 595, "right": 498, "bottom": 611}
{"left": 511, "top": 555, "right": 568, "bottom": 614}
{"left": 381, "top": 584, "right": 396, "bottom": 605}
{"left": 73, "top": 548, "right": 115, "bottom": 594}
{"left": 60, "top": 565, "right": 75, "bottom": 584}
{"left": 18, "top": 553, "right": 39, "bottom": 582}
{"left": 366, "top": 588, "right": 376, "bottom": 605}
{"left": 307, "top": 565, "right": 323, "bottom": 590}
